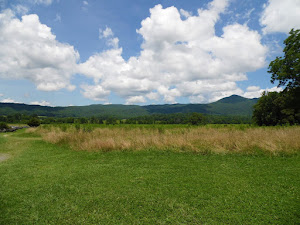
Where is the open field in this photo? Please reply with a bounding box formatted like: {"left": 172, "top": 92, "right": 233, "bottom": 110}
{"left": 29, "top": 124, "right": 300, "bottom": 154}
{"left": 1, "top": 127, "right": 299, "bottom": 224}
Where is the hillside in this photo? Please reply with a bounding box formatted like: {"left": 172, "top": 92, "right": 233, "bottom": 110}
{"left": 0, "top": 95, "right": 258, "bottom": 118}
{"left": 207, "top": 95, "right": 259, "bottom": 116}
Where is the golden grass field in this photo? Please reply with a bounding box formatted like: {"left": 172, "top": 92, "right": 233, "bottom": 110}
{"left": 27, "top": 125, "right": 300, "bottom": 154}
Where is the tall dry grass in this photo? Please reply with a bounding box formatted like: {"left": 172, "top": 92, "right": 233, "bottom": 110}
{"left": 28, "top": 126, "right": 300, "bottom": 154}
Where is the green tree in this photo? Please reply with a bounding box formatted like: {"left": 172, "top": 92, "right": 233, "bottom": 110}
{"left": 269, "top": 29, "right": 300, "bottom": 91}
{"left": 106, "top": 116, "right": 117, "bottom": 125}
{"left": 27, "top": 117, "right": 41, "bottom": 127}
{"left": 188, "top": 113, "right": 205, "bottom": 125}
{"left": 253, "top": 29, "right": 300, "bottom": 126}
{"left": 0, "top": 122, "right": 9, "bottom": 130}
{"left": 253, "top": 92, "right": 284, "bottom": 126}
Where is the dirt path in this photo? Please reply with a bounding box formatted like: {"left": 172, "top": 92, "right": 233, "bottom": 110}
{"left": 0, "top": 153, "right": 10, "bottom": 162}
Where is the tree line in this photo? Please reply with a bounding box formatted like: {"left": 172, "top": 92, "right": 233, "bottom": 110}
{"left": 0, "top": 112, "right": 252, "bottom": 126}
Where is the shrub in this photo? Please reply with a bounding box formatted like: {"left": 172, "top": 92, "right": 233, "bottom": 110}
{"left": 27, "top": 118, "right": 41, "bottom": 127}
{"left": 188, "top": 113, "right": 205, "bottom": 125}
{"left": 75, "top": 124, "right": 81, "bottom": 131}
{"left": 0, "top": 122, "right": 9, "bottom": 130}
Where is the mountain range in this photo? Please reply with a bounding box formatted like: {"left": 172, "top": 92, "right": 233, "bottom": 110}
{"left": 0, "top": 95, "right": 258, "bottom": 118}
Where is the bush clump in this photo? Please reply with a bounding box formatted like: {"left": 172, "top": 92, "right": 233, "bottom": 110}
{"left": 27, "top": 118, "right": 41, "bottom": 127}
{"left": 0, "top": 122, "right": 10, "bottom": 130}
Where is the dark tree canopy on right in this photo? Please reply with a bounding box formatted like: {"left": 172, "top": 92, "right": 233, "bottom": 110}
{"left": 269, "top": 29, "right": 300, "bottom": 91}
{"left": 253, "top": 29, "right": 300, "bottom": 126}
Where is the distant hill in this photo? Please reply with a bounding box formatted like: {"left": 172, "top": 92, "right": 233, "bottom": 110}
{"left": 207, "top": 95, "right": 259, "bottom": 116}
{"left": 0, "top": 95, "right": 258, "bottom": 118}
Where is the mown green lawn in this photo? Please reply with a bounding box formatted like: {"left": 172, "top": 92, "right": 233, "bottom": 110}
{"left": 0, "top": 130, "right": 299, "bottom": 224}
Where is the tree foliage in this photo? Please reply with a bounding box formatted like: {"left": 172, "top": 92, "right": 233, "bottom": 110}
{"left": 0, "top": 122, "right": 9, "bottom": 130}
{"left": 253, "top": 91, "right": 298, "bottom": 126}
{"left": 188, "top": 113, "right": 205, "bottom": 125}
{"left": 27, "top": 117, "right": 41, "bottom": 127}
{"left": 253, "top": 29, "right": 300, "bottom": 126}
{"left": 269, "top": 29, "right": 300, "bottom": 91}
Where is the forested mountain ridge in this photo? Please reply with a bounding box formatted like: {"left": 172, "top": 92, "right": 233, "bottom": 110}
{"left": 0, "top": 95, "right": 258, "bottom": 118}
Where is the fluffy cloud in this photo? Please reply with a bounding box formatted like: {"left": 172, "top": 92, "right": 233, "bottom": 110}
{"left": 30, "top": 100, "right": 52, "bottom": 106}
{"left": 179, "top": 9, "right": 192, "bottom": 18}
{"left": 99, "top": 27, "right": 119, "bottom": 48}
{"left": 79, "top": 0, "right": 267, "bottom": 103}
{"left": 177, "top": 80, "right": 244, "bottom": 103}
{"left": 243, "top": 86, "right": 282, "bottom": 98}
{"left": 0, "top": 93, "right": 3, "bottom": 97}
{"left": 0, "top": 98, "right": 19, "bottom": 103}
{"left": 99, "top": 27, "right": 114, "bottom": 38}
{"left": 80, "top": 84, "right": 110, "bottom": 101}
{"left": 146, "top": 92, "right": 160, "bottom": 101}
{"left": 260, "top": 0, "right": 300, "bottom": 34}
{"left": 0, "top": 10, "right": 79, "bottom": 91}
{"left": 0, "top": 0, "right": 270, "bottom": 104}
{"left": 126, "top": 96, "right": 146, "bottom": 105}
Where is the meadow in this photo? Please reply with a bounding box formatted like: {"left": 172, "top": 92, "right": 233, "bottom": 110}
{"left": 30, "top": 124, "right": 300, "bottom": 154}
{"left": 0, "top": 125, "right": 299, "bottom": 224}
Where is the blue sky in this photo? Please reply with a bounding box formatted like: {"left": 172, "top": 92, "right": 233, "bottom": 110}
{"left": 0, "top": 0, "right": 299, "bottom": 106}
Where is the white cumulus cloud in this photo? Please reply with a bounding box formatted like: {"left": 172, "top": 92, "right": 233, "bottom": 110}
{"left": 126, "top": 96, "right": 146, "bottom": 105}
{"left": 0, "top": 0, "right": 270, "bottom": 104}
{"left": 180, "top": 9, "right": 192, "bottom": 18}
{"left": 243, "top": 86, "right": 282, "bottom": 98}
{"left": 99, "top": 27, "right": 119, "bottom": 48}
{"left": 80, "top": 84, "right": 110, "bottom": 101}
{"left": 0, "top": 10, "right": 79, "bottom": 91}
{"left": 146, "top": 92, "right": 160, "bottom": 101}
{"left": 30, "top": 100, "right": 52, "bottom": 106}
{"left": 260, "top": 0, "right": 300, "bottom": 34}
{"left": 99, "top": 27, "right": 114, "bottom": 38}
{"left": 0, "top": 98, "right": 19, "bottom": 103}
{"left": 79, "top": 0, "right": 267, "bottom": 103}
